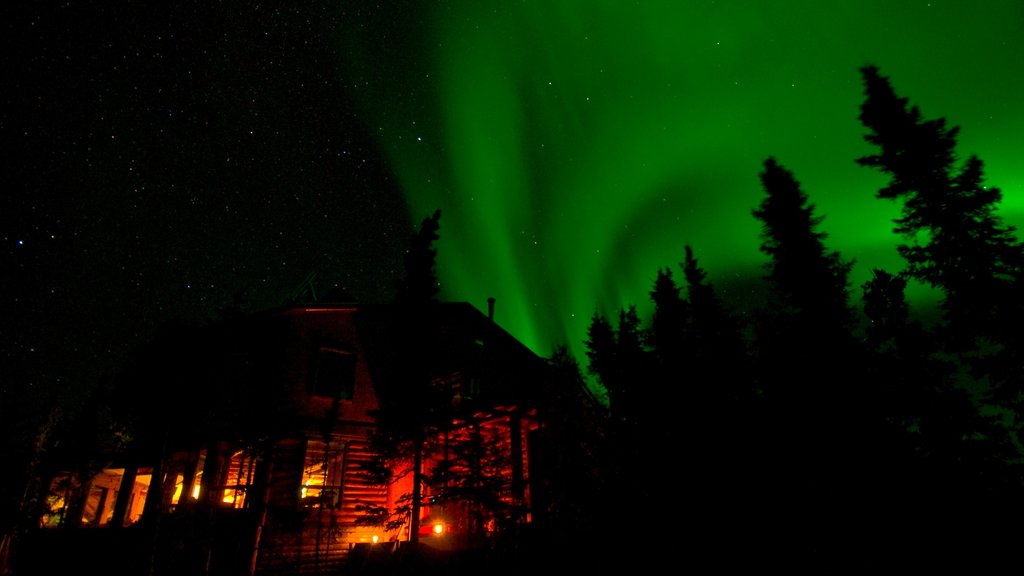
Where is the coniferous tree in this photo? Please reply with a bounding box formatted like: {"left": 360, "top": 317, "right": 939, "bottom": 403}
{"left": 533, "top": 346, "right": 608, "bottom": 550}
{"left": 367, "top": 209, "right": 445, "bottom": 544}
{"left": 613, "top": 305, "right": 645, "bottom": 430}
{"left": 643, "top": 268, "right": 687, "bottom": 453}
{"left": 675, "top": 245, "right": 759, "bottom": 543}
{"left": 857, "top": 65, "right": 1024, "bottom": 432}
{"left": 753, "top": 158, "right": 856, "bottom": 341}
{"left": 857, "top": 69, "right": 1024, "bottom": 553}
{"left": 582, "top": 305, "right": 652, "bottom": 537}
{"left": 857, "top": 65, "right": 1024, "bottom": 343}
{"left": 642, "top": 267, "right": 688, "bottom": 482}
{"left": 750, "top": 157, "right": 862, "bottom": 556}
{"left": 860, "top": 270, "right": 949, "bottom": 511}
{"left": 860, "top": 268, "right": 1008, "bottom": 486}
{"left": 584, "top": 312, "right": 617, "bottom": 413}
{"left": 680, "top": 245, "right": 753, "bottom": 406}
{"left": 395, "top": 209, "right": 443, "bottom": 306}
{"left": 584, "top": 306, "right": 649, "bottom": 450}
{"left": 751, "top": 157, "right": 858, "bottom": 425}
{"left": 646, "top": 267, "right": 687, "bottom": 370}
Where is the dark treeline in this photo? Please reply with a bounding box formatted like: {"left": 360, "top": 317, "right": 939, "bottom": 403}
{"left": 564, "top": 66, "right": 1024, "bottom": 569}
{"left": 5, "top": 66, "right": 1024, "bottom": 573}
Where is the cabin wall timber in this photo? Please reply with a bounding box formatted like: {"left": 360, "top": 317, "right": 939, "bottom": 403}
{"left": 14, "top": 301, "right": 552, "bottom": 576}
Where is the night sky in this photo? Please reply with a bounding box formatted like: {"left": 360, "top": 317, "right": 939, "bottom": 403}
{"left": 5, "top": 1, "right": 1023, "bottom": 400}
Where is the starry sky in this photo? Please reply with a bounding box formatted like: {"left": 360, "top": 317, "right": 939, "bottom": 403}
{"left": 5, "top": 1, "right": 1024, "bottom": 400}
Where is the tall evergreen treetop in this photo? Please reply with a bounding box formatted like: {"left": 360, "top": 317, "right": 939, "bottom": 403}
{"left": 680, "top": 245, "right": 753, "bottom": 404}
{"left": 682, "top": 245, "right": 725, "bottom": 334}
{"left": 583, "top": 305, "right": 647, "bottom": 428}
{"left": 856, "top": 66, "right": 1023, "bottom": 335}
{"left": 861, "top": 268, "right": 910, "bottom": 351}
{"left": 373, "top": 208, "right": 445, "bottom": 545}
{"left": 857, "top": 69, "right": 1024, "bottom": 508}
{"left": 646, "top": 267, "right": 687, "bottom": 364}
{"left": 857, "top": 65, "right": 959, "bottom": 205}
{"left": 753, "top": 157, "right": 854, "bottom": 335}
{"left": 396, "top": 208, "right": 442, "bottom": 306}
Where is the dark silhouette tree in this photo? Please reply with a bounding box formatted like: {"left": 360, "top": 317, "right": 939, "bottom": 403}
{"left": 613, "top": 305, "right": 645, "bottom": 427}
{"left": 857, "top": 64, "right": 1024, "bottom": 438}
{"left": 531, "top": 346, "right": 608, "bottom": 551}
{"left": 753, "top": 158, "right": 856, "bottom": 340}
{"left": 860, "top": 269, "right": 950, "bottom": 538}
{"left": 857, "top": 65, "right": 1024, "bottom": 343}
{"left": 751, "top": 158, "right": 857, "bottom": 406}
{"left": 646, "top": 267, "right": 687, "bottom": 372}
{"left": 0, "top": 380, "right": 65, "bottom": 574}
{"left": 366, "top": 209, "right": 446, "bottom": 545}
{"left": 395, "top": 209, "right": 443, "bottom": 306}
{"left": 861, "top": 270, "right": 1022, "bottom": 566}
{"left": 584, "top": 304, "right": 648, "bottom": 434}
{"left": 680, "top": 245, "right": 754, "bottom": 406}
{"left": 582, "top": 305, "right": 651, "bottom": 541}
{"left": 644, "top": 266, "right": 688, "bottom": 446}
{"left": 750, "top": 157, "right": 864, "bottom": 559}
{"left": 857, "top": 68, "right": 1024, "bottom": 558}
{"left": 665, "top": 246, "right": 759, "bottom": 553}
{"left": 583, "top": 312, "right": 617, "bottom": 412}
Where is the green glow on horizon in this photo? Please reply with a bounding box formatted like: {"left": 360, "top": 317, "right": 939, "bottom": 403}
{"left": 340, "top": 1, "right": 1024, "bottom": 368}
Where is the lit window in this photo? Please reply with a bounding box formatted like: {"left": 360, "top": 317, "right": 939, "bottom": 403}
{"left": 220, "top": 450, "right": 257, "bottom": 508}
{"left": 300, "top": 439, "right": 344, "bottom": 509}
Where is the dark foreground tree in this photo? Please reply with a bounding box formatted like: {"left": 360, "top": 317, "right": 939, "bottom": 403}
{"left": 646, "top": 267, "right": 687, "bottom": 371}
{"left": 584, "top": 305, "right": 649, "bottom": 436}
{"left": 750, "top": 157, "right": 868, "bottom": 559}
{"left": 581, "top": 305, "right": 653, "bottom": 544}
{"left": 364, "top": 209, "right": 446, "bottom": 544}
{"left": 532, "top": 346, "right": 608, "bottom": 547}
{"left": 856, "top": 68, "right": 1024, "bottom": 557}
{"left": 751, "top": 158, "right": 858, "bottom": 413}
{"left": 679, "top": 245, "right": 754, "bottom": 407}
{"left": 857, "top": 65, "right": 1024, "bottom": 344}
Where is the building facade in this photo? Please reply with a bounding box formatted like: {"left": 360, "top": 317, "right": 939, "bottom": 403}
{"left": 16, "top": 299, "right": 554, "bottom": 576}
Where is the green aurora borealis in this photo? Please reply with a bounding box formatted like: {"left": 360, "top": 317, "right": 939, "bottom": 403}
{"left": 340, "top": 1, "right": 1024, "bottom": 365}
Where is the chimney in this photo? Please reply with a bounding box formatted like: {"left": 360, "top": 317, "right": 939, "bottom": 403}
{"left": 487, "top": 297, "right": 496, "bottom": 322}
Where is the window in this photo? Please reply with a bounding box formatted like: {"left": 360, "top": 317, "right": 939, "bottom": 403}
{"left": 311, "top": 347, "right": 356, "bottom": 399}
{"left": 41, "top": 468, "right": 150, "bottom": 527}
{"left": 219, "top": 449, "right": 257, "bottom": 508}
{"left": 300, "top": 439, "right": 346, "bottom": 509}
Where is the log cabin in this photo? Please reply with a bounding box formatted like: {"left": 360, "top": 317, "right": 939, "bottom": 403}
{"left": 14, "top": 296, "right": 570, "bottom": 576}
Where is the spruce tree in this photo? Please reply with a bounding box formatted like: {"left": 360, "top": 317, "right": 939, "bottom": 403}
{"left": 751, "top": 157, "right": 861, "bottom": 555}
{"left": 613, "top": 305, "right": 645, "bottom": 428}
{"left": 369, "top": 208, "right": 445, "bottom": 544}
{"left": 582, "top": 305, "right": 651, "bottom": 535}
{"left": 534, "top": 346, "right": 608, "bottom": 550}
{"left": 584, "top": 305, "right": 647, "bottom": 432}
{"left": 583, "top": 311, "right": 617, "bottom": 411}
{"left": 643, "top": 267, "right": 688, "bottom": 465}
{"left": 680, "top": 245, "right": 752, "bottom": 405}
{"left": 857, "top": 65, "right": 1024, "bottom": 342}
{"left": 857, "top": 68, "right": 1024, "bottom": 547}
{"left": 646, "top": 267, "right": 687, "bottom": 370}
{"left": 677, "top": 245, "right": 756, "bottom": 533}
{"left": 751, "top": 157, "right": 857, "bottom": 420}
{"left": 753, "top": 157, "right": 855, "bottom": 340}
